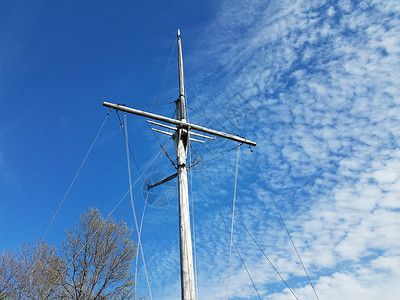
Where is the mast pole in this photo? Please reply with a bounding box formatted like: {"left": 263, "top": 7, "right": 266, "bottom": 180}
{"left": 102, "top": 30, "right": 256, "bottom": 300}
{"left": 175, "top": 29, "right": 195, "bottom": 300}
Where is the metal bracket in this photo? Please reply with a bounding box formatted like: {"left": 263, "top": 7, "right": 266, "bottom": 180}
{"left": 147, "top": 173, "right": 178, "bottom": 190}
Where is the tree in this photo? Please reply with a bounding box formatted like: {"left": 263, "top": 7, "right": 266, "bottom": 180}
{"left": 0, "top": 242, "right": 63, "bottom": 300}
{"left": 0, "top": 250, "right": 16, "bottom": 298}
{"left": 0, "top": 208, "right": 136, "bottom": 300}
{"left": 60, "top": 208, "right": 136, "bottom": 299}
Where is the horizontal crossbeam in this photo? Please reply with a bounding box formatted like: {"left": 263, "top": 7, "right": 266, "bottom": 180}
{"left": 103, "top": 101, "right": 256, "bottom": 146}
{"left": 147, "top": 120, "right": 216, "bottom": 140}
{"left": 151, "top": 128, "right": 205, "bottom": 143}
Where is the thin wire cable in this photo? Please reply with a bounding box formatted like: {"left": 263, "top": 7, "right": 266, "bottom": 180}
{"left": 42, "top": 144, "right": 165, "bottom": 297}
{"left": 186, "top": 105, "right": 235, "bottom": 135}
{"left": 124, "top": 114, "right": 153, "bottom": 300}
{"left": 123, "top": 131, "right": 172, "bottom": 300}
{"left": 122, "top": 102, "right": 171, "bottom": 107}
{"left": 252, "top": 151, "right": 319, "bottom": 300}
{"left": 116, "top": 41, "right": 177, "bottom": 297}
{"left": 226, "top": 144, "right": 240, "bottom": 300}
{"left": 133, "top": 137, "right": 173, "bottom": 298}
{"left": 123, "top": 113, "right": 142, "bottom": 297}
{"left": 191, "top": 144, "right": 240, "bottom": 171}
{"left": 189, "top": 159, "right": 199, "bottom": 300}
{"left": 148, "top": 123, "right": 176, "bottom": 168}
{"left": 41, "top": 110, "right": 111, "bottom": 241}
{"left": 197, "top": 164, "right": 262, "bottom": 300}
{"left": 187, "top": 119, "right": 199, "bottom": 300}
{"left": 130, "top": 190, "right": 153, "bottom": 300}
{"left": 191, "top": 146, "right": 299, "bottom": 300}
{"left": 151, "top": 39, "right": 177, "bottom": 110}
{"left": 135, "top": 190, "right": 150, "bottom": 299}
{"left": 116, "top": 110, "right": 144, "bottom": 181}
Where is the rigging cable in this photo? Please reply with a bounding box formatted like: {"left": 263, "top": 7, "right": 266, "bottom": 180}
{"left": 116, "top": 41, "right": 178, "bottom": 297}
{"left": 252, "top": 151, "right": 320, "bottom": 300}
{"left": 124, "top": 113, "right": 153, "bottom": 300}
{"left": 226, "top": 144, "right": 240, "bottom": 300}
{"left": 42, "top": 143, "right": 167, "bottom": 297}
{"left": 148, "top": 122, "right": 177, "bottom": 169}
{"left": 197, "top": 163, "right": 261, "bottom": 300}
{"left": 191, "top": 145, "right": 300, "bottom": 300}
{"left": 186, "top": 105, "right": 236, "bottom": 136}
{"left": 121, "top": 122, "right": 172, "bottom": 300}
{"left": 136, "top": 189, "right": 150, "bottom": 299}
{"left": 187, "top": 106, "right": 199, "bottom": 299}
{"left": 116, "top": 110, "right": 145, "bottom": 180}
{"left": 150, "top": 38, "right": 177, "bottom": 110}
{"left": 119, "top": 139, "right": 168, "bottom": 298}
{"left": 41, "top": 109, "right": 111, "bottom": 242}
{"left": 191, "top": 144, "right": 240, "bottom": 171}
{"left": 121, "top": 102, "right": 172, "bottom": 107}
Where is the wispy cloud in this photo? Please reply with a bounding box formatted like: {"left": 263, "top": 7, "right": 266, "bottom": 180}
{"left": 138, "top": 0, "right": 400, "bottom": 299}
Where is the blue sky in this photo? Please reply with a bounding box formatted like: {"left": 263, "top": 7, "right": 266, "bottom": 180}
{"left": 1, "top": 0, "right": 400, "bottom": 299}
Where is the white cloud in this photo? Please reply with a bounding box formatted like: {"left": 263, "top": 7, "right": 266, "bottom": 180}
{"left": 142, "top": 0, "right": 400, "bottom": 299}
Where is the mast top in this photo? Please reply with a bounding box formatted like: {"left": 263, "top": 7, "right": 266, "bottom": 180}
{"left": 177, "top": 28, "right": 185, "bottom": 121}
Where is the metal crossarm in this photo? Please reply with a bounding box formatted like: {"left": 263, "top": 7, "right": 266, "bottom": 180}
{"left": 147, "top": 120, "right": 216, "bottom": 140}
{"left": 103, "top": 101, "right": 256, "bottom": 146}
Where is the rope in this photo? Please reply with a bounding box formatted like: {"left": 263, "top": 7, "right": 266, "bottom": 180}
{"left": 151, "top": 38, "right": 177, "bottom": 110}
{"left": 130, "top": 193, "right": 153, "bottom": 300}
{"left": 122, "top": 102, "right": 172, "bottom": 107}
{"left": 185, "top": 70, "right": 254, "bottom": 299}
{"left": 116, "top": 110, "right": 145, "bottom": 181}
{"left": 149, "top": 125, "right": 177, "bottom": 168}
{"left": 135, "top": 190, "right": 150, "bottom": 299}
{"left": 42, "top": 144, "right": 165, "bottom": 297}
{"left": 118, "top": 145, "right": 165, "bottom": 299}
{"left": 191, "top": 146, "right": 299, "bottom": 299}
{"left": 124, "top": 114, "right": 153, "bottom": 300}
{"left": 186, "top": 105, "right": 235, "bottom": 135}
{"left": 190, "top": 144, "right": 240, "bottom": 171}
{"left": 252, "top": 151, "right": 319, "bottom": 300}
{"left": 190, "top": 164, "right": 199, "bottom": 300}
{"left": 197, "top": 164, "right": 261, "bottom": 300}
{"left": 226, "top": 144, "right": 240, "bottom": 300}
{"left": 121, "top": 118, "right": 172, "bottom": 300}
{"left": 187, "top": 126, "right": 199, "bottom": 300}
{"left": 41, "top": 110, "right": 111, "bottom": 242}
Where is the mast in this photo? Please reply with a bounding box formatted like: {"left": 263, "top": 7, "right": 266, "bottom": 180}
{"left": 102, "top": 29, "right": 256, "bottom": 300}
{"left": 174, "top": 29, "right": 196, "bottom": 300}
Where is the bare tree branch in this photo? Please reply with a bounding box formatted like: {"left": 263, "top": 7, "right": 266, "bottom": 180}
{"left": 1, "top": 208, "right": 137, "bottom": 300}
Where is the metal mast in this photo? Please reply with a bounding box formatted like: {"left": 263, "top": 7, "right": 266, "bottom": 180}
{"left": 103, "top": 29, "right": 256, "bottom": 300}
{"left": 174, "top": 29, "right": 196, "bottom": 300}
